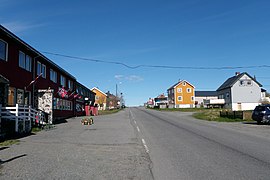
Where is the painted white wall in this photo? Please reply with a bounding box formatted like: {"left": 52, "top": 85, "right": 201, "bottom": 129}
{"left": 231, "top": 102, "right": 259, "bottom": 111}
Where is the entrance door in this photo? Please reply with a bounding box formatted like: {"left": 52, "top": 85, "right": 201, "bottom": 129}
{"left": 8, "top": 87, "right": 15, "bottom": 106}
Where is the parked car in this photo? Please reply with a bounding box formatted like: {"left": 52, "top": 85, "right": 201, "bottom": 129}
{"left": 252, "top": 105, "right": 270, "bottom": 124}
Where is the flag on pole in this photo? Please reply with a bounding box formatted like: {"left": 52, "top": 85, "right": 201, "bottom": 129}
{"left": 25, "top": 73, "right": 42, "bottom": 90}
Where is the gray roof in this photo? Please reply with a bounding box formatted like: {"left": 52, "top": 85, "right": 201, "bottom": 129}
{"left": 217, "top": 72, "right": 262, "bottom": 91}
{"left": 195, "top": 91, "right": 217, "bottom": 97}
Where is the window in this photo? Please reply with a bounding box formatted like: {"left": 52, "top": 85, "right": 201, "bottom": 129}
{"left": 37, "top": 61, "right": 41, "bottom": 75}
{"left": 226, "top": 92, "right": 230, "bottom": 98}
{"left": 68, "top": 80, "right": 73, "bottom": 90}
{"left": 19, "top": 51, "right": 25, "bottom": 68}
{"left": 60, "top": 75, "right": 66, "bottom": 87}
{"left": 239, "top": 80, "right": 244, "bottom": 86}
{"left": 42, "top": 64, "right": 46, "bottom": 78}
{"left": 37, "top": 61, "right": 46, "bottom": 78}
{"left": 183, "top": 82, "right": 186, "bottom": 86}
{"left": 19, "top": 51, "right": 32, "bottom": 72}
{"left": 219, "top": 94, "right": 224, "bottom": 99}
{"left": 0, "top": 39, "right": 7, "bottom": 61}
{"left": 191, "top": 96, "right": 194, "bottom": 101}
{"left": 177, "top": 88, "right": 182, "bottom": 93}
{"left": 246, "top": 80, "right": 252, "bottom": 86}
{"left": 187, "top": 88, "right": 191, "bottom": 93}
{"left": 177, "top": 96, "right": 182, "bottom": 101}
{"left": 26, "top": 55, "right": 32, "bottom": 71}
{"left": 50, "top": 69, "right": 57, "bottom": 83}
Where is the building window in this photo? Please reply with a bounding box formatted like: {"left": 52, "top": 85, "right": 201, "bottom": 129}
{"left": 183, "top": 82, "right": 186, "bottom": 86}
{"left": 50, "top": 69, "right": 57, "bottom": 83}
{"left": 68, "top": 80, "right": 73, "bottom": 90}
{"left": 60, "top": 75, "right": 66, "bottom": 87}
{"left": 177, "top": 88, "right": 182, "bottom": 93}
{"left": 187, "top": 88, "right": 191, "bottom": 93}
{"left": 226, "top": 92, "right": 230, "bottom": 98}
{"left": 0, "top": 39, "right": 8, "bottom": 61}
{"left": 16, "top": 89, "right": 24, "bottom": 105}
{"left": 246, "top": 80, "right": 252, "bottom": 86}
{"left": 177, "top": 96, "right": 182, "bottom": 101}
{"left": 19, "top": 51, "right": 32, "bottom": 72}
{"left": 42, "top": 64, "right": 46, "bottom": 78}
{"left": 19, "top": 51, "right": 25, "bottom": 69}
{"left": 37, "top": 61, "right": 46, "bottom": 78}
{"left": 191, "top": 96, "right": 194, "bottom": 101}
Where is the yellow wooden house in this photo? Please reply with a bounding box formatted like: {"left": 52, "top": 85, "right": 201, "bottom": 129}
{"left": 91, "top": 87, "right": 107, "bottom": 110}
{"left": 167, "top": 80, "right": 195, "bottom": 108}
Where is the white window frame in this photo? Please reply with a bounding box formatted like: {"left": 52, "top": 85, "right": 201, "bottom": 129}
{"left": 187, "top": 88, "right": 191, "bottom": 93}
{"left": 42, "top": 64, "right": 46, "bottom": 78}
{"left": 68, "top": 80, "right": 73, "bottom": 90}
{"left": 37, "top": 61, "right": 46, "bottom": 78}
{"left": 0, "top": 39, "right": 8, "bottom": 61}
{"left": 25, "top": 55, "right": 32, "bottom": 72}
{"left": 19, "top": 51, "right": 26, "bottom": 69}
{"left": 37, "top": 61, "right": 42, "bottom": 76}
{"left": 60, "top": 75, "right": 66, "bottom": 87}
{"left": 246, "top": 80, "right": 252, "bottom": 86}
{"left": 19, "top": 51, "right": 32, "bottom": 72}
{"left": 177, "top": 88, "right": 182, "bottom": 93}
{"left": 182, "top": 82, "right": 186, "bottom": 86}
{"left": 177, "top": 96, "right": 182, "bottom": 101}
{"left": 50, "top": 69, "right": 57, "bottom": 83}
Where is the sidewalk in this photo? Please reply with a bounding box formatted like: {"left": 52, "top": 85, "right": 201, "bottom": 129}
{"left": 0, "top": 109, "right": 153, "bottom": 180}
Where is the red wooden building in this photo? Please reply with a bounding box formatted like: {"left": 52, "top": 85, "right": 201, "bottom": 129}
{"left": 0, "top": 25, "right": 95, "bottom": 122}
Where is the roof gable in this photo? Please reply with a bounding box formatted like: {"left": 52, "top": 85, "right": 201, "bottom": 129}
{"left": 91, "top": 87, "right": 107, "bottom": 96}
{"left": 168, "top": 80, "right": 195, "bottom": 90}
{"left": 217, "top": 72, "right": 262, "bottom": 91}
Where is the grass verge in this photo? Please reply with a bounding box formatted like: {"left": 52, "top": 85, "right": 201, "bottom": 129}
{"left": 0, "top": 139, "right": 20, "bottom": 146}
{"left": 149, "top": 107, "right": 253, "bottom": 122}
{"left": 97, "top": 108, "right": 123, "bottom": 115}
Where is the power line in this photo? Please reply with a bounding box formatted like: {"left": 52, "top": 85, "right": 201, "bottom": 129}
{"left": 42, "top": 51, "right": 270, "bottom": 70}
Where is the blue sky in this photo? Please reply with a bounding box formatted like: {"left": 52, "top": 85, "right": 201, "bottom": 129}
{"left": 1, "top": 0, "right": 270, "bottom": 106}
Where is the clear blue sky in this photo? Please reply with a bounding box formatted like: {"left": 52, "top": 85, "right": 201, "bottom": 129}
{"left": 1, "top": 0, "right": 270, "bottom": 106}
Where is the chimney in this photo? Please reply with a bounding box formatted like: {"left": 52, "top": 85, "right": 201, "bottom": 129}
{"left": 235, "top": 72, "right": 240, "bottom": 76}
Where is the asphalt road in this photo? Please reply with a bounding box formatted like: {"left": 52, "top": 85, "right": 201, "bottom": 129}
{"left": 2, "top": 107, "right": 270, "bottom": 180}
{"left": 130, "top": 107, "right": 270, "bottom": 180}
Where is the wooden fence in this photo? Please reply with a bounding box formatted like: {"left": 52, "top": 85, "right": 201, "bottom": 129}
{"left": 0, "top": 104, "right": 45, "bottom": 134}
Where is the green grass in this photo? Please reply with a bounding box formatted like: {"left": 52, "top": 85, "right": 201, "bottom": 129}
{"left": 31, "top": 127, "right": 42, "bottom": 133}
{"left": 0, "top": 139, "right": 20, "bottom": 146}
{"left": 148, "top": 107, "right": 253, "bottom": 122}
{"left": 149, "top": 107, "right": 207, "bottom": 112}
{"left": 97, "top": 108, "right": 123, "bottom": 115}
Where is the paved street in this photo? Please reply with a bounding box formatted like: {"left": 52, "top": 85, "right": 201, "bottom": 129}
{"left": 2, "top": 107, "right": 270, "bottom": 180}
{"left": 130, "top": 107, "right": 270, "bottom": 180}
{"left": 0, "top": 109, "right": 153, "bottom": 180}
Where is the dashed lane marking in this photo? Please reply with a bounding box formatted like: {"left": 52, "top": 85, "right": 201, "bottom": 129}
{"left": 142, "top": 138, "right": 150, "bottom": 153}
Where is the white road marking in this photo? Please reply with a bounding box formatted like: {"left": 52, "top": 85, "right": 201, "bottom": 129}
{"left": 129, "top": 109, "right": 135, "bottom": 120}
{"left": 136, "top": 126, "right": 140, "bottom": 132}
{"left": 134, "top": 120, "right": 137, "bottom": 125}
{"left": 142, "top": 138, "right": 150, "bottom": 153}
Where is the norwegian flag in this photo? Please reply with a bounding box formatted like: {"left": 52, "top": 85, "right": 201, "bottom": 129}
{"left": 58, "top": 87, "right": 68, "bottom": 98}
